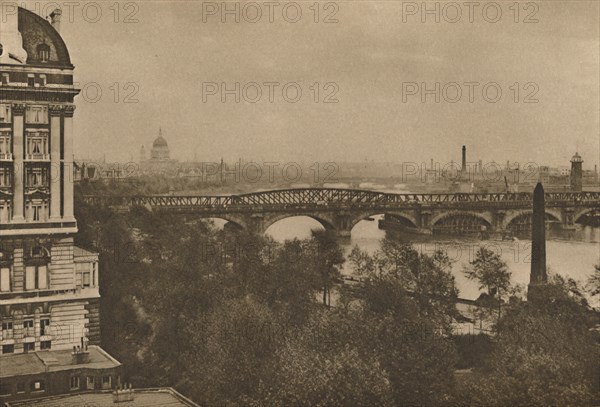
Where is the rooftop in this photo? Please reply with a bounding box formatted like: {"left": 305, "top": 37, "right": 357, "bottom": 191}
{"left": 5, "top": 387, "right": 199, "bottom": 407}
{"left": 0, "top": 346, "right": 121, "bottom": 379}
{"left": 73, "top": 246, "right": 99, "bottom": 261}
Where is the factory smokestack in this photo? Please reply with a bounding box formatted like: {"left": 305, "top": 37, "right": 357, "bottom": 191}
{"left": 461, "top": 145, "right": 466, "bottom": 173}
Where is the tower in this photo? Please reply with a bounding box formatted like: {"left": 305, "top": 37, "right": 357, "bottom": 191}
{"left": 528, "top": 183, "right": 548, "bottom": 301}
{"left": 140, "top": 145, "right": 147, "bottom": 162}
{"left": 461, "top": 145, "right": 466, "bottom": 173}
{"left": 0, "top": 7, "right": 121, "bottom": 401}
{"left": 570, "top": 152, "right": 583, "bottom": 192}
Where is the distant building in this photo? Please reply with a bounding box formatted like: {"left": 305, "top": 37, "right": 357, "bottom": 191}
{"left": 140, "top": 128, "right": 178, "bottom": 174}
{"left": 570, "top": 152, "right": 583, "bottom": 192}
{"left": 150, "top": 129, "right": 170, "bottom": 160}
{"left": 0, "top": 6, "right": 120, "bottom": 403}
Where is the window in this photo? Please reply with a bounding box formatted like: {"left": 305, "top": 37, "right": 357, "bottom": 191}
{"left": 70, "top": 376, "right": 80, "bottom": 390}
{"left": 33, "top": 205, "right": 41, "bottom": 221}
{"left": 37, "top": 44, "right": 50, "bottom": 62}
{"left": 39, "top": 74, "right": 46, "bottom": 87}
{"left": 0, "top": 168, "right": 10, "bottom": 188}
{"left": 0, "top": 383, "right": 10, "bottom": 396}
{"left": 25, "top": 105, "right": 48, "bottom": 124}
{"left": 25, "top": 265, "right": 48, "bottom": 290}
{"left": 101, "top": 376, "right": 111, "bottom": 389}
{"left": 0, "top": 131, "right": 11, "bottom": 160}
{"left": 1, "top": 73, "right": 8, "bottom": 86}
{"left": 24, "top": 319, "right": 34, "bottom": 337}
{"left": 0, "top": 267, "right": 10, "bottom": 292}
{"left": 31, "top": 381, "right": 45, "bottom": 392}
{"left": 24, "top": 342, "right": 35, "bottom": 352}
{"left": 26, "top": 167, "right": 48, "bottom": 187}
{"left": 16, "top": 383, "right": 25, "bottom": 393}
{"left": 25, "top": 131, "right": 49, "bottom": 159}
{"left": 83, "top": 269, "right": 91, "bottom": 287}
{"left": 0, "top": 105, "right": 10, "bottom": 123}
{"left": 86, "top": 376, "right": 95, "bottom": 390}
{"left": 40, "top": 340, "right": 51, "bottom": 350}
{"left": 2, "top": 344, "right": 14, "bottom": 354}
{"left": 40, "top": 318, "right": 50, "bottom": 336}
{"left": 27, "top": 76, "right": 35, "bottom": 87}
{"left": 1, "top": 322, "right": 12, "bottom": 330}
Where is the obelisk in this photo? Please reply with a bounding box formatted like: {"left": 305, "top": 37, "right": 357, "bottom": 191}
{"left": 528, "top": 183, "right": 548, "bottom": 301}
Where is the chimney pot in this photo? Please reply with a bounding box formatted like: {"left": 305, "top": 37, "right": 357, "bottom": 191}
{"left": 49, "top": 9, "right": 62, "bottom": 33}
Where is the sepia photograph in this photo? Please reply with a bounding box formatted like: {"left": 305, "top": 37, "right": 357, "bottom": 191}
{"left": 0, "top": 1, "right": 599, "bottom": 406}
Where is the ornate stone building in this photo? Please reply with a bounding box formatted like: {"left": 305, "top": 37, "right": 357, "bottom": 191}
{"left": 0, "top": 7, "right": 120, "bottom": 402}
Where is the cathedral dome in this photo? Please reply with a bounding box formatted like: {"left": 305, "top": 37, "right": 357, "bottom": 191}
{"left": 153, "top": 136, "right": 168, "bottom": 148}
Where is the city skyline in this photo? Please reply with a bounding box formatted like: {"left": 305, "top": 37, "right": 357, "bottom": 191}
{"left": 14, "top": 0, "right": 599, "bottom": 167}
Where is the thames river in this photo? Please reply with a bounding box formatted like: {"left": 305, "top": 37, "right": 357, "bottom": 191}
{"left": 264, "top": 215, "right": 599, "bottom": 307}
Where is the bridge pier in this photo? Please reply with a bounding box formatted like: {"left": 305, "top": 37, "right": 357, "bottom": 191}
{"left": 561, "top": 208, "right": 576, "bottom": 230}
{"left": 332, "top": 213, "right": 353, "bottom": 239}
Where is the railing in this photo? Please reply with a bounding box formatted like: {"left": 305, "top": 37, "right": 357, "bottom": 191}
{"left": 0, "top": 153, "right": 12, "bottom": 161}
{"left": 25, "top": 153, "right": 50, "bottom": 161}
{"left": 81, "top": 188, "right": 600, "bottom": 211}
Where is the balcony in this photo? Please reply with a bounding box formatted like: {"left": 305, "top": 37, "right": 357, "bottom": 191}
{"left": 0, "top": 286, "right": 99, "bottom": 304}
{"left": 25, "top": 153, "right": 50, "bottom": 161}
{"left": 0, "top": 153, "right": 12, "bottom": 161}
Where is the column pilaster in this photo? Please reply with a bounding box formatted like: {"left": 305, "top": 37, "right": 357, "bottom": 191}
{"left": 49, "top": 104, "right": 62, "bottom": 220}
{"left": 62, "top": 105, "right": 75, "bottom": 221}
{"left": 11, "top": 103, "right": 25, "bottom": 222}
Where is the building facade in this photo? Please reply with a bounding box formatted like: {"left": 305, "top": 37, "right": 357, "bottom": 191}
{"left": 0, "top": 7, "right": 120, "bottom": 403}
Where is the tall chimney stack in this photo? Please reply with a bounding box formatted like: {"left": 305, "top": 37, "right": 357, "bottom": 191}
{"left": 50, "top": 9, "right": 62, "bottom": 33}
{"left": 528, "top": 182, "right": 548, "bottom": 301}
{"left": 461, "top": 146, "right": 466, "bottom": 173}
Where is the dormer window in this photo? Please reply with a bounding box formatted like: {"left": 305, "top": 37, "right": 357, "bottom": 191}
{"left": 37, "top": 43, "right": 50, "bottom": 63}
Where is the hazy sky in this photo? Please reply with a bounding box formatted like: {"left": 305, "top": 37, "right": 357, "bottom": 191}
{"left": 18, "top": 0, "right": 600, "bottom": 168}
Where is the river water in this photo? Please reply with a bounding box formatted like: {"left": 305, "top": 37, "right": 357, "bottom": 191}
{"left": 264, "top": 215, "right": 599, "bottom": 307}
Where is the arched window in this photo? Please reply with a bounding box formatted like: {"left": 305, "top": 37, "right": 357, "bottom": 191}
{"left": 36, "top": 43, "right": 50, "bottom": 63}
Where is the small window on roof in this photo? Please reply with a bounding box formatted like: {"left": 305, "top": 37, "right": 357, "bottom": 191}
{"left": 37, "top": 43, "right": 50, "bottom": 63}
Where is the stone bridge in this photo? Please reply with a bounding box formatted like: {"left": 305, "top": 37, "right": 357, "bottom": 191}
{"left": 82, "top": 188, "right": 600, "bottom": 237}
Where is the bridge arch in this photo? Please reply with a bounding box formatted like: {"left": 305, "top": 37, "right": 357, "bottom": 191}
{"left": 574, "top": 207, "right": 600, "bottom": 224}
{"left": 431, "top": 211, "right": 493, "bottom": 228}
{"left": 261, "top": 213, "right": 336, "bottom": 235}
{"left": 201, "top": 215, "right": 248, "bottom": 231}
{"left": 431, "top": 211, "right": 493, "bottom": 235}
{"left": 349, "top": 211, "right": 419, "bottom": 231}
{"left": 503, "top": 210, "right": 561, "bottom": 232}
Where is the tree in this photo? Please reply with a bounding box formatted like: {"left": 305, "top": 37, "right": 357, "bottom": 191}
{"left": 588, "top": 263, "right": 600, "bottom": 298}
{"left": 309, "top": 229, "right": 345, "bottom": 307}
{"left": 463, "top": 246, "right": 511, "bottom": 324}
{"left": 463, "top": 246, "right": 511, "bottom": 299}
{"left": 456, "top": 276, "right": 600, "bottom": 406}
